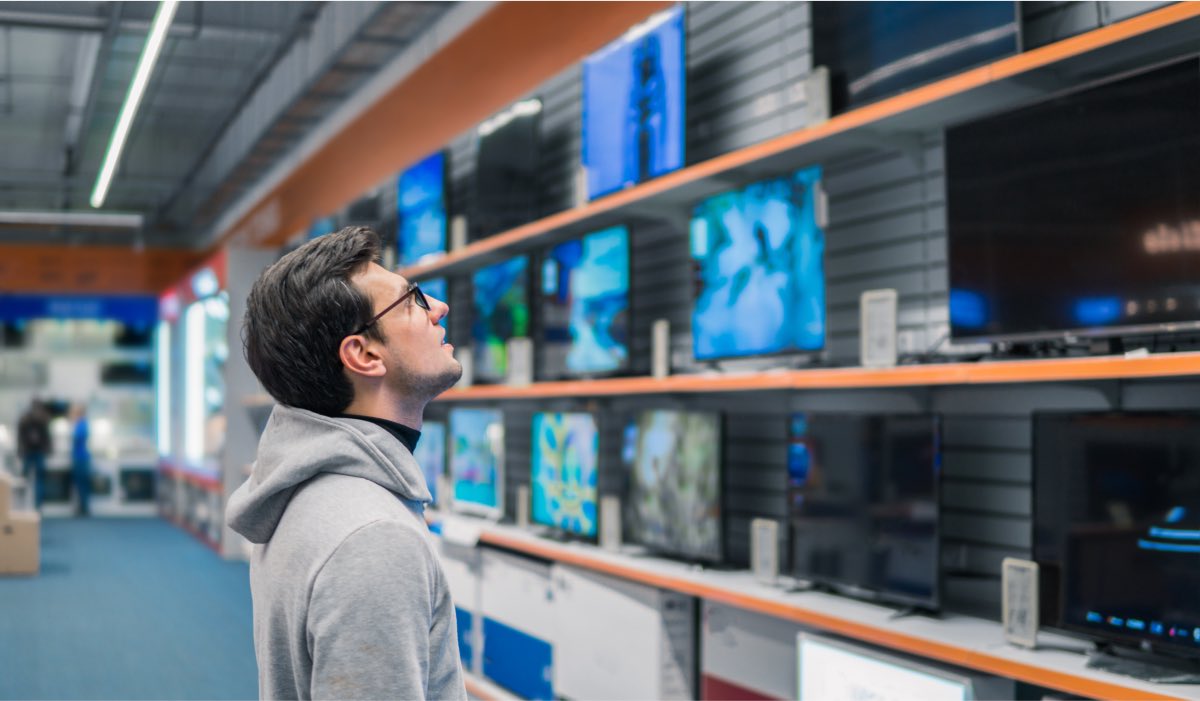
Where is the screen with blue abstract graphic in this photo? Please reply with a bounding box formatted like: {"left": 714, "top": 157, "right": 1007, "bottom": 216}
{"left": 690, "top": 166, "right": 826, "bottom": 360}
{"left": 583, "top": 6, "right": 685, "bottom": 200}
{"left": 531, "top": 412, "right": 599, "bottom": 538}
{"left": 541, "top": 226, "right": 630, "bottom": 377}
{"left": 450, "top": 408, "right": 504, "bottom": 517}
{"left": 397, "top": 152, "right": 446, "bottom": 267}
{"left": 414, "top": 420, "right": 446, "bottom": 506}
{"left": 472, "top": 257, "right": 529, "bottom": 382}
{"left": 308, "top": 217, "right": 336, "bottom": 241}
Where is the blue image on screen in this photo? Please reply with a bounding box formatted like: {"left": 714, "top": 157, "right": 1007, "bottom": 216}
{"left": 450, "top": 408, "right": 504, "bottom": 514}
{"left": 531, "top": 412, "right": 599, "bottom": 538}
{"left": 414, "top": 420, "right": 446, "bottom": 506}
{"left": 472, "top": 257, "right": 530, "bottom": 382}
{"left": 422, "top": 277, "right": 449, "bottom": 329}
{"left": 690, "top": 166, "right": 826, "bottom": 360}
{"left": 397, "top": 152, "right": 446, "bottom": 267}
{"left": 308, "top": 217, "right": 336, "bottom": 240}
{"left": 583, "top": 5, "right": 685, "bottom": 200}
{"left": 542, "top": 226, "right": 630, "bottom": 376}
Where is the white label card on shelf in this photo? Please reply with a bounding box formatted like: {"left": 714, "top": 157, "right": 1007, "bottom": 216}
{"left": 751, "top": 518, "right": 779, "bottom": 584}
{"left": 450, "top": 215, "right": 468, "bottom": 251}
{"left": 440, "top": 515, "right": 484, "bottom": 548}
{"left": 506, "top": 337, "right": 533, "bottom": 387}
{"left": 652, "top": 319, "right": 671, "bottom": 379}
{"left": 516, "top": 485, "right": 530, "bottom": 529}
{"left": 600, "top": 496, "right": 622, "bottom": 552}
{"left": 1002, "top": 557, "right": 1039, "bottom": 649}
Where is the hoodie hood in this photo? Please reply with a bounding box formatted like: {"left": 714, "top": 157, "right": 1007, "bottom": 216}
{"left": 226, "top": 403, "right": 431, "bottom": 544}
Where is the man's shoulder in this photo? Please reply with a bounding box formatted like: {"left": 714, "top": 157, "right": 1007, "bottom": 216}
{"left": 280, "top": 474, "right": 424, "bottom": 544}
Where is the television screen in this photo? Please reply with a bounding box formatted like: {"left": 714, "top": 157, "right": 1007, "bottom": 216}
{"left": 947, "top": 57, "right": 1200, "bottom": 343}
{"left": 541, "top": 225, "right": 630, "bottom": 377}
{"left": 397, "top": 152, "right": 447, "bottom": 267}
{"left": 691, "top": 167, "right": 826, "bottom": 360}
{"left": 813, "top": 2, "right": 1018, "bottom": 113}
{"left": 583, "top": 5, "right": 685, "bottom": 200}
{"left": 449, "top": 408, "right": 505, "bottom": 518}
{"left": 788, "top": 413, "right": 941, "bottom": 609}
{"left": 472, "top": 256, "right": 530, "bottom": 382}
{"left": 308, "top": 217, "right": 336, "bottom": 241}
{"left": 531, "top": 412, "right": 599, "bottom": 539}
{"left": 622, "top": 410, "right": 722, "bottom": 562}
{"left": 414, "top": 420, "right": 446, "bottom": 507}
{"left": 1034, "top": 411, "right": 1200, "bottom": 661}
{"left": 475, "top": 99, "right": 542, "bottom": 238}
{"left": 421, "top": 277, "right": 448, "bottom": 329}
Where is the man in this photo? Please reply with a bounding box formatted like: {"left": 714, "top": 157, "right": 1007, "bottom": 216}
{"left": 16, "top": 400, "right": 50, "bottom": 509}
{"left": 69, "top": 403, "right": 91, "bottom": 517}
{"left": 226, "top": 227, "right": 466, "bottom": 700}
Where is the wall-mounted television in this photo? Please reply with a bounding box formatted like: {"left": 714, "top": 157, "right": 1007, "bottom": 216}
{"left": 397, "top": 151, "right": 447, "bottom": 268}
{"left": 472, "top": 256, "right": 530, "bottom": 383}
{"left": 531, "top": 412, "right": 599, "bottom": 539}
{"left": 583, "top": 5, "right": 685, "bottom": 200}
{"left": 308, "top": 217, "right": 337, "bottom": 241}
{"left": 813, "top": 1, "right": 1019, "bottom": 113}
{"left": 449, "top": 408, "right": 505, "bottom": 519}
{"left": 691, "top": 166, "right": 826, "bottom": 361}
{"left": 947, "top": 57, "right": 1200, "bottom": 344}
{"left": 541, "top": 225, "right": 630, "bottom": 378}
{"left": 475, "top": 99, "right": 542, "bottom": 239}
{"left": 622, "top": 410, "right": 722, "bottom": 563}
{"left": 788, "top": 413, "right": 941, "bottom": 609}
{"left": 1034, "top": 411, "right": 1200, "bottom": 664}
{"left": 414, "top": 420, "right": 446, "bottom": 507}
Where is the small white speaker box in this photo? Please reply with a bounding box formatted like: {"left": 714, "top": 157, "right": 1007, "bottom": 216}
{"left": 1002, "top": 557, "right": 1039, "bottom": 649}
{"left": 860, "top": 288, "right": 898, "bottom": 368}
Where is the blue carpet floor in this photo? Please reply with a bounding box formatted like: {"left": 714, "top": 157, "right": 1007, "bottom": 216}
{"left": 0, "top": 518, "right": 257, "bottom": 700}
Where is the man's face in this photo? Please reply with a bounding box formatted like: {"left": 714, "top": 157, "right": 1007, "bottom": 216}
{"left": 352, "top": 262, "right": 462, "bottom": 400}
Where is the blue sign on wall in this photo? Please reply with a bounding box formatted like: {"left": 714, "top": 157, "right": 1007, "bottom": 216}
{"left": 0, "top": 294, "right": 158, "bottom": 325}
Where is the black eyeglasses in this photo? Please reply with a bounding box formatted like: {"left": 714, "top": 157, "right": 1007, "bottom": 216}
{"left": 351, "top": 282, "right": 430, "bottom": 336}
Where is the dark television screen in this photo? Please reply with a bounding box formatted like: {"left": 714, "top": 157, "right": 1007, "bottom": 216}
{"left": 622, "top": 410, "right": 722, "bottom": 562}
{"left": 114, "top": 322, "right": 153, "bottom": 349}
{"left": 583, "top": 6, "right": 685, "bottom": 200}
{"left": 691, "top": 167, "right": 826, "bottom": 360}
{"left": 531, "top": 412, "right": 599, "bottom": 539}
{"left": 947, "top": 57, "right": 1200, "bottom": 343}
{"left": 471, "top": 256, "right": 530, "bottom": 383}
{"left": 397, "top": 152, "right": 447, "bottom": 267}
{"left": 475, "top": 99, "right": 542, "bottom": 239}
{"left": 788, "top": 413, "right": 941, "bottom": 609}
{"left": 813, "top": 1, "right": 1018, "bottom": 113}
{"left": 100, "top": 361, "right": 154, "bottom": 385}
{"left": 1034, "top": 412, "right": 1200, "bottom": 661}
{"left": 308, "top": 217, "right": 337, "bottom": 241}
{"left": 541, "top": 225, "right": 630, "bottom": 378}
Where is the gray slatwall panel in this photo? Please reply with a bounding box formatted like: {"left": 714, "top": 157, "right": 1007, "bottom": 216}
{"left": 1020, "top": 1, "right": 1103, "bottom": 50}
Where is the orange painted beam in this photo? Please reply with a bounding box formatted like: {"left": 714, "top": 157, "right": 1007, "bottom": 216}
{"left": 218, "top": 2, "right": 670, "bottom": 251}
{"left": 0, "top": 244, "right": 201, "bottom": 295}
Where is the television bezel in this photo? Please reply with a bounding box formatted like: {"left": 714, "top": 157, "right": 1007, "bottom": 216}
{"left": 448, "top": 407, "right": 506, "bottom": 520}
{"left": 529, "top": 411, "right": 601, "bottom": 541}
{"left": 396, "top": 150, "right": 449, "bottom": 268}
{"left": 786, "top": 411, "right": 943, "bottom": 611}
{"left": 945, "top": 56, "right": 1200, "bottom": 345}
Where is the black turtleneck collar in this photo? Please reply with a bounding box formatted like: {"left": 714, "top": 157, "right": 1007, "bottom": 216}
{"left": 339, "top": 414, "right": 421, "bottom": 454}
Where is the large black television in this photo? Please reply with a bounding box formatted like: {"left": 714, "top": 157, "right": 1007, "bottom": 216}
{"left": 787, "top": 413, "right": 941, "bottom": 609}
{"left": 474, "top": 98, "right": 542, "bottom": 239}
{"left": 947, "top": 57, "right": 1200, "bottom": 344}
{"left": 1033, "top": 411, "right": 1200, "bottom": 665}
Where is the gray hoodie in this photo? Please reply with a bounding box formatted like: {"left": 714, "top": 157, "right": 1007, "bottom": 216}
{"left": 226, "top": 404, "right": 466, "bottom": 701}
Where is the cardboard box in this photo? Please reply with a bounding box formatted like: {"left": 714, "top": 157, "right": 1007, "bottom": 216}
{"left": 0, "top": 511, "right": 40, "bottom": 576}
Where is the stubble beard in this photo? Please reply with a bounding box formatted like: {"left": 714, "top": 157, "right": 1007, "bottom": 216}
{"left": 397, "top": 355, "right": 463, "bottom": 402}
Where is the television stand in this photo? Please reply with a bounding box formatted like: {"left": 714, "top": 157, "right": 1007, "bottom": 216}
{"left": 1086, "top": 645, "right": 1200, "bottom": 684}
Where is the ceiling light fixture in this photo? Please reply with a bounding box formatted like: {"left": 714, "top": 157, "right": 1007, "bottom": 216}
{"left": 89, "top": 0, "right": 180, "bottom": 209}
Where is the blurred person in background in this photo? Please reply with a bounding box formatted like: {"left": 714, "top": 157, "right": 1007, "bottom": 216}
{"left": 17, "top": 399, "right": 50, "bottom": 509}
{"left": 70, "top": 403, "right": 91, "bottom": 517}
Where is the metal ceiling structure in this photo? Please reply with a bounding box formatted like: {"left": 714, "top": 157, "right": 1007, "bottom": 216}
{"left": 0, "top": 1, "right": 453, "bottom": 248}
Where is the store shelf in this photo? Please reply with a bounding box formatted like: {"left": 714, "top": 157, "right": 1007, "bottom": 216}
{"left": 434, "top": 351, "right": 1200, "bottom": 402}
{"left": 402, "top": 3, "right": 1200, "bottom": 281}
{"left": 436, "top": 517, "right": 1196, "bottom": 701}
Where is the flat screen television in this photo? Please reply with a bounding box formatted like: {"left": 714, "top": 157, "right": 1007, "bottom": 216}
{"left": 541, "top": 225, "right": 630, "bottom": 378}
{"left": 622, "top": 410, "right": 722, "bottom": 562}
{"left": 471, "top": 256, "right": 530, "bottom": 383}
{"left": 414, "top": 420, "right": 446, "bottom": 507}
{"left": 691, "top": 166, "right": 826, "bottom": 361}
{"left": 531, "top": 412, "right": 599, "bottom": 539}
{"left": 1033, "top": 411, "right": 1200, "bottom": 662}
{"left": 813, "top": 2, "right": 1019, "bottom": 113}
{"left": 582, "top": 5, "right": 685, "bottom": 200}
{"left": 397, "top": 151, "right": 447, "bottom": 268}
{"left": 421, "top": 277, "right": 448, "bottom": 329}
{"left": 308, "top": 217, "right": 337, "bottom": 241}
{"left": 475, "top": 99, "right": 542, "bottom": 239}
{"left": 449, "top": 408, "right": 505, "bottom": 518}
{"left": 788, "top": 413, "right": 941, "bottom": 609}
{"left": 947, "top": 57, "right": 1200, "bottom": 344}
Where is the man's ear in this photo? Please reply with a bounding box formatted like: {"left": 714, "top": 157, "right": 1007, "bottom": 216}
{"left": 338, "top": 334, "right": 386, "bottom": 378}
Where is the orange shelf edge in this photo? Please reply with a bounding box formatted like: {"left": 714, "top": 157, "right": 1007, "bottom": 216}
{"left": 476, "top": 530, "right": 1184, "bottom": 701}
{"left": 401, "top": 3, "right": 1200, "bottom": 282}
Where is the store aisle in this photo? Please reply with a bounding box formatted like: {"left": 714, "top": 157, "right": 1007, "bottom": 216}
{"left": 0, "top": 518, "right": 257, "bottom": 700}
